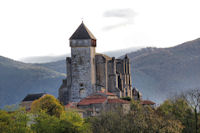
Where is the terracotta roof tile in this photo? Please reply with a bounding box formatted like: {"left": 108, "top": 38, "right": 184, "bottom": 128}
{"left": 78, "top": 94, "right": 107, "bottom": 106}
{"left": 78, "top": 98, "right": 107, "bottom": 106}
{"left": 66, "top": 102, "right": 77, "bottom": 108}
{"left": 108, "top": 99, "right": 130, "bottom": 104}
{"left": 87, "top": 95, "right": 107, "bottom": 99}
{"left": 77, "top": 91, "right": 119, "bottom": 106}
{"left": 97, "top": 91, "right": 116, "bottom": 96}
{"left": 141, "top": 100, "right": 155, "bottom": 105}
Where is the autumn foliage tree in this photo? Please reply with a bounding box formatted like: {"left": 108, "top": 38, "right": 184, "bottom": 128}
{"left": 31, "top": 94, "right": 64, "bottom": 117}
{"left": 0, "top": 109, "right": 31, "bottom": 133}
{"left": 89, "top": 100, "right": 183, "bottom": 133}
{"left": 30, "top": 94, "right": 91, "bottom": 133}
{"left": 31, "top": 109, "right": 91, "bottom": 133}
{"left": 157, "top": 95, "right": 197, "bottom": 133}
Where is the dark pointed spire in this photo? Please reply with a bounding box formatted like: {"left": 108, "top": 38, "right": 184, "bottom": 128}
{"left": 125, "top": 54, "right": 128, "bottom": 59}
{"left": 69, "top": 22, "right": 96, "bottom": 40}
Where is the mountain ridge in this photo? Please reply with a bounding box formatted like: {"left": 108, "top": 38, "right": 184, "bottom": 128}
{"left": 0, "top": 38, "right": 200, "bottom": 107}
{"left": 126, "top": 38, "right": 200, "bottom": 103}
{"left": 0, "top": 56, "right": 65, "bottom": 108}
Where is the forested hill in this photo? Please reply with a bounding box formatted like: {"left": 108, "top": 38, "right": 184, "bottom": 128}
{"left": 0, "top": 56, "right": 65, "bottom": 108}
{"left": 1, "top": 38, "right": 200, "bottom": 107}
{"left": 38, "top": 38, "right": 200, "bottom": 103}
{"left": 125, "top": 38, "right": 200, "bottom": 103}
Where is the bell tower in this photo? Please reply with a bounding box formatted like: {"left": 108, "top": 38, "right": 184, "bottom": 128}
{"left": 68, "top": 22, "right": 96, "bottom": 102}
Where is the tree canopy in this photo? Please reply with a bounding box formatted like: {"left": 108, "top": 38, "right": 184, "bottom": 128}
{"left": 1, "top": 90, "right": 200, "bottom": 133}
{"left": 31, "top": 94, "right": 64, "bottom": 117}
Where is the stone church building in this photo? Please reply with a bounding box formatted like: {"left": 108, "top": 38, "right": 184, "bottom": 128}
{"left": 59, "top": 22, "right": 141, "bottom": 105}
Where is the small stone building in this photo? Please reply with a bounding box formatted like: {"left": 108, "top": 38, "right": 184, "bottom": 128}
{"left": 59, "top": 22, "right": 141, "bottom": 105}
{"left": 77, "top": 91, "right": 130, "bottom": 118}
{"left": 20, "top": 93, "right": 46, "bottom": 111}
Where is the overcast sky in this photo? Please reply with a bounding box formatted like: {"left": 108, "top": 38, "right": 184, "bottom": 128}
{"left": 0, "top": 0, "right": 200, "bottom": 60}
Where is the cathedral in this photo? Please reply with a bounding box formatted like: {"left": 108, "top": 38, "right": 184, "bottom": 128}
{"left": 58, "top": 22, "right": 141, "bottom": 105}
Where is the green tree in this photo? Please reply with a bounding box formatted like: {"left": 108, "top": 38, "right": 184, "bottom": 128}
{"left": 0, "top": 108, "right": 31, "bottom": 133}
{"left": 31, "top": 112, "right": 61, "bottom": 133}
{"left": 157, "top": 98, "right": 195, "bottom": 133}
{"left": 0, "top": 110, "right": 12, "bottom": 133}
{"left": 31, "top": 110, "right": 91, "bottom": 133}
{"left": 60, "top": 110, "right": 91, "bottom": 133}
{"left": 88, "top": 100, "right": 183, "bottom": 133}
{"left": 186, "top": 88, "right": 200, "bottom": 133}
{"left": 31, "top": 94, "right": 64, "bottom": 117}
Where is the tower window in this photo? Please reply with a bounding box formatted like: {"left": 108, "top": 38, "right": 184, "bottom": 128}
{"left": 79, "top": 88, "right": 85, "bottom": 97}
{"left": 80, "top": 83, "right": 83, "bottom": 87}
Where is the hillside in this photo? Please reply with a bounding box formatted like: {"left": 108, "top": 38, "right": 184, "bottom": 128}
{"left": 21, "top": 47, "right": 141, "bottom": 63}
{"left": 126, "top": 38, "right": 200, "bottom": 103}
{"left": 0, "top": 56, "right": 65, "bottom": 108}
{"left": 35, "top": 60, "right": 66, "bottom": 74}
{"left": 38, "top": 38, "right": 200, "bottom": 103}
{"left": 1, "top": 38, "right": 200, "bottom": 107}
{"left": 33, "top": 47, "right": 141, "bottom": 75}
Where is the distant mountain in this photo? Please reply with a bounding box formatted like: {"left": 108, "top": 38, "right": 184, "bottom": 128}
{"left": 35, "top": 60, "right": 66, "bottom": 74}
{"left": 0, "top": 56, "right": 65, "bottom": 108}
{"left": 36, "top": 38, "right": 200, "bottom": 104}
{"left": 32, "top": 47, "right": 142, "bottom": 74}
{"left": 1, "top": 38, "right": 200, "bottom": 107}
{"left": 20, "top": 54, "right": 69, "bottom": 63}
{"left": 21, "top": 47, "right": 141, "bottom": 63}
{"left": 0, "top": 47, "right": 141, "bottom": 108}
{"left": 125, "top": 38, "right": 200, "bottom": 103}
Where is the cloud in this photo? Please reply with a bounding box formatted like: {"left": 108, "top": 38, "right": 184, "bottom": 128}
{"left": 103, "top": 8, "right": 137, "bottom": 30}
{"left": 103, "top": 8, "right": 136, "bottom": 18}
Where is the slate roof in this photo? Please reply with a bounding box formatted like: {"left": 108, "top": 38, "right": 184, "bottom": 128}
{"left": 22, "top": 93, "right": 46, "bottom": 102}
{"left": 70, "top": 22, "right": 96, "bottom": 40}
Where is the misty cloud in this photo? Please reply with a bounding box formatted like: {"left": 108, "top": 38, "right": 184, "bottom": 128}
{"left": 103, "top": 8, "right": 137, "bottom": 30}
{"left": 103, "top": 8, "right": 136, "bottom": 18}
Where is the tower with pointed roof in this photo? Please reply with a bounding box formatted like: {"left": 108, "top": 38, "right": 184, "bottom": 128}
{"left": 58, "top": 22, "right": 141, "bottom": 105}
{"left": 59, "top": 22, "right": 97, "bottom": 103}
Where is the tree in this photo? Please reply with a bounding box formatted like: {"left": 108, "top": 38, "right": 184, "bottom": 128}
{"left": 157, "top": 97, "right": 195, "bottom": 133}
{"left": 31, "top": 110, "right": 91, "bottom": 133}
{"left": 31, "top": 112, "right": 61, "bottom": 133}
{"left": 0, "top": 110, "right": 12, "bottom": 133}
{"left": 0, "top": 105, "right": 90, "bottom": 133}
{"left": 186, "top": 88, "right": 200, "bottom": 133}
{"left": 31, "top": 94, "right": 64, "bottom": 117}
{"left": 0, "top": 108, "right": 31, "bottom": 133}
{"left": 88, "top": 100, "right": 183, "bottom": 133}
{"left": 60, "top": 110, "right": 91, "bottom": 133}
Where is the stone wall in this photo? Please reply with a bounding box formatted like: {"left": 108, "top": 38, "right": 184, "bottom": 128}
{"left": 70, "top": 46, "right": 96, "bottom": 102}
{"left": 95, "top": 55, "right": 107, "bottom": 91}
